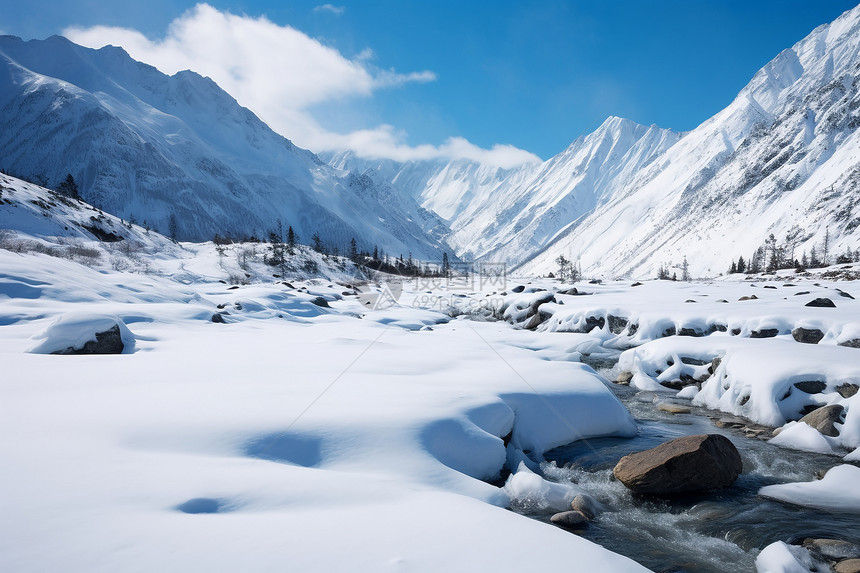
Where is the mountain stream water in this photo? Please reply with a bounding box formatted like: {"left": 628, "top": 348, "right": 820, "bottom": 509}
{"left": 512, "top": 379, "right": 859, "bottom": 572}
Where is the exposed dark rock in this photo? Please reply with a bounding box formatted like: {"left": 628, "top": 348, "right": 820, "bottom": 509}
{"left": 216, "top": 303, "right": 227, "bottom": 309}
{"left": 738, "top": 295, "right": 758, "bottom": 301}
{"left": 627, "top": 323, "right": 639, "bottom": 337}
{"left": 805, "top": 298, "right": 836, "bottom": 308}
{"left": 558, "top": 287, "right": 579, "bottom": 295}
{"left": 612, "top": 434, "right": 742, "bottom": 496}
{"left": 234, "top": 303, "right": 243, "bottom": 310}
{"left": 711, "top": 323, "right": 728, "bottom": 332}
{"left": 792, "top": 327, "right": 825, "bottom": 344}
{"left": 283, "top": 282, "right": 295, "bottom": 288}
{"left": 836, "top": 383, "right": 859, "bottom": 398}
{"left": 799, "top": 404, "right": 821, "bottom": 416}
{"left": 512, "top": 285, "right": 525, "bottom": 293}
{"left": 794, "top": 291, "right": 811, "bottom": 296}
{"left": 228, "top": 285, "right": 239, "bottom": 290}
{"left": 310, "top": 297, "right": 330, "bottom": 307}
{"left": 750, "top": 328, "right": 779, "bottom": 338}
{"left": 584, "top": 315, "right": 605, "bottom": 333}
{"left": 631, "top": 282, "right": 643, "bottom": 287}
{"left": 607, "top": 315, "right": 628, "bottom": 334}
{"left": 51, "top": 324, "right": 125, "bottom": 354}
{"left": 731, "top": 328, "right": 742, "bottom": 336}
{"left": 793, "top": 380, "right": 827, "bottom": 394}
{"left": 680, "top": 357, "right": 708, "bottom": 366}
{"left": 211, "top": 313, "right": 226, "bottom": 323}
{"left": 685, "top": 299, "right": 697, "bottom": 303}
{"left": 838, "top": 338, "right": 860, "bottom": 349}
{"left": 717, "top": 299, "right": 729, "bottom": 303}
{"left": 661, "top": 326, "right": 677, "bottom": 337}
{"left": 550, "top": 510, "right": 589, "bottom": 529}
{"left": 707, "top": 357, "right": 722, "bottom": 374}
{"left": 799, "top": 404, "right": 844, "bottom": 437}
{"left": 836, "top": 289, "right": 855, "bottom": 300}
{"left": 659, "top": 380, "right": 686, "bottom": 390}
{"left": 783, "top": 283, "right": 796, "bottom": 287}
{"left": 764, "top": 285, "right": 777, "bottom": 289}
{"left": 678, "top": 326, "right": 704, "bottom": 337}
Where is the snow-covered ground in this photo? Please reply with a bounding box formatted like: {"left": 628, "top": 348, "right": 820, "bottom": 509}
{"left": 2, "top": 174, "right": 860, "bottom": 572}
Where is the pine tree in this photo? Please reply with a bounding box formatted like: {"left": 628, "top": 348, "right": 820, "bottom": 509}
{"left": 168, "top": 213, "right": 179, "bottom": 241}
{"left": 729, "top": 260, "right": 737, "bottom": 274}
{"left": 737, "top": 256, "right": 746, "bottom": 273}
{"left": 442, "top": 252, "right": 450, "bottom": 274}
{"left": 57, "top": 173, "right": 80, "bottom": 199}
{"left": 349, "top": 238, "right": 358, "bottom": 261}
{"left": 311, "top": 232, "right": 323, "bottom": 252}
{"left": 287, "top": 226, "right": 295, "bottom": 247}
{"left": 681, "top": 256, "right": 691, "bottom": 281}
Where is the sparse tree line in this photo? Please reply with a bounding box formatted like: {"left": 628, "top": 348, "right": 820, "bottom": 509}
{"left": 656, "top": 256, "right": 692, "bottom": 281}
{"left": 551, "top": 254, "right": 582, "bottom": 282}
{"left": 728, "top": 229, "right": 859, "bottom": 275}
{"left": 212, "top": 219, "right": 451, "bottom": 279}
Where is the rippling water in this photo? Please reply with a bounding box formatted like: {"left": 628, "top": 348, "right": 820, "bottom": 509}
{"left": 524, "top": 386, "right": 858, "bottom": 573}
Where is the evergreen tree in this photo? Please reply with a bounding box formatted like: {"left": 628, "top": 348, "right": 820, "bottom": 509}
{"left": 442, "top": 252, "right": 450, "bottom": 274}
{"left": 287, "top": 226, "right": 295, "bottom": 247}
{"left": 373, "top": 245, "right": 379, "bottom": 261}
{"left": 56, "top": 173, "right": 80, "bottom": 199}
{"left": 311, "top": 232, "right": 323, "bottom": 252}
{"left": 349, "top": 238, "right": 358, "bottom": 261}
{"left": 736, "top": 256, "right": 746, "bottom": 273}
{"left": 168, "top": 213, "right": 179, "bottom": 241}
{"left": 729, "top": 260, "right": 737, "bottom": 274}
{"left": 681, "top": 256, "right": 691, "bottom": 281}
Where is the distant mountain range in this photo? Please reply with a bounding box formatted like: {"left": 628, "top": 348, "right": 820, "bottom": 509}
{"left": 2, "top": 3, "right": 860, "bottom": 278}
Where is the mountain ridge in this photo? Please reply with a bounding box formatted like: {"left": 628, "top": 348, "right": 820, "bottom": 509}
{"left": 0, "top": 34, "right": 452, "bottom": 260}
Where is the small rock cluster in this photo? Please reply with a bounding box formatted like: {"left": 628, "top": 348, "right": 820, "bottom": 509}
{"left": 550, "top": 494, "right": 601, "bottom": 531}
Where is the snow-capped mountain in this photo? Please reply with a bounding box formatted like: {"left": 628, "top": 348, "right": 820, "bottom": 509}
{"left": 516, "top": 3, "right": 860, "bottom": 279}
{"left": 327, "top": 4, "right": 860, "bottom": 279}
{"left": 0, "top": 35, "right": 451, "bottom": 259}
{"left": 324, "top": 117, "right": 683, "bottom": 265}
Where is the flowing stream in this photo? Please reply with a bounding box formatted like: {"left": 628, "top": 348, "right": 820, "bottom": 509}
{"left": 516, "top": 382, "right": 859, "bottom": 573}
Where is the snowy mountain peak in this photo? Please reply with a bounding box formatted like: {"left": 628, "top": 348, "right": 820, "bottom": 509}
{"left": 0, "top": 36, "right": 453, "bottom": 259}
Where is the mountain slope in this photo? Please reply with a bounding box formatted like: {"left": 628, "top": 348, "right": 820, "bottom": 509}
{"left": 517, "top": 5, "right": 860, "bottom": 278}
{"left": 327, "top": 5, "right": 860, "bottom": 279}
{"left": 325, "top": 116, "right": 683, "bottom": 264}
{"left": 0, "top": 35, "right": 451, "bottom": 260}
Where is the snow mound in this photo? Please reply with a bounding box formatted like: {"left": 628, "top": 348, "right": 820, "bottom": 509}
{"left": 758, "top": 464, "right": 860, "bottom": 513}
{"left": 503, "top": 462, "right": 584, "bottom": 512}
{"left": 29, "top": 313, "right": 135, "bottom": 354}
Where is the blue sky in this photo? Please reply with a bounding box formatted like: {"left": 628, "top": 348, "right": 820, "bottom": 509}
{"left": 5, "top": 1, "right": 858, "bottom": 164}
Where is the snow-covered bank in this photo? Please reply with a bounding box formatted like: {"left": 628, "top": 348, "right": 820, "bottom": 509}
{"left": 0, "top": 247, "right": 643, "bottom": 571}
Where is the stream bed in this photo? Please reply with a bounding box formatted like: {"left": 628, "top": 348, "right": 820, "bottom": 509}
{"left": 517, "top": 383, "right": 860, "bottom": 572}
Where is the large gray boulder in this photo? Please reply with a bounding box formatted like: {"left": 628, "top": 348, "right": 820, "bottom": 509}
{"left": 799, "top": 404, "right": 844, "bottom": 437}
{"left": 613, "top": 434, "right": 742, "bottom": 496}
{"left": 792, "top": 327, "right": 825, "bottom": 344}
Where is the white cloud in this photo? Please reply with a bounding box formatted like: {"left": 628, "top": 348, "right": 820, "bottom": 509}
{"left": 313, "top": 4, "right": 346, "bottom": 16}
{"left": 64, "top": 3, "right": 540, "bottom": 169}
